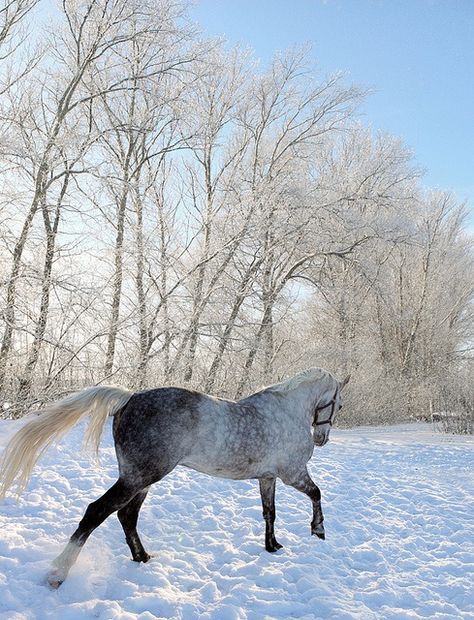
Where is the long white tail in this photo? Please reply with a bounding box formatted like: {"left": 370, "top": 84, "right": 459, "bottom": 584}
{"left": 0, "top": 386, "right": 132, "bottom": 499}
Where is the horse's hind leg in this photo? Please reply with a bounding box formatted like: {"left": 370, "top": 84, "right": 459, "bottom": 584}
{"left": 117, "top": 487, "right": 151, "bottom": 563}
{"left": 282, "top": 468, "right": 325, "bottom": 540}
{"left": 259, "top": 478, "right": 283, "bottom": 552}
{"left": 48, "top": 478, "right": 138, "bottom": 588}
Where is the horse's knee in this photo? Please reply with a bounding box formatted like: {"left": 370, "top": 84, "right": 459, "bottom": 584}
{"left": 282, "top": 471, "right": 316, "bottom": 489}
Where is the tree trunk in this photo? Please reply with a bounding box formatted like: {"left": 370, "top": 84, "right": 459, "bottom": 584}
{"left": 235, "top": 302, "right": 272, "bottom": 399}
{"left": 205, "top": 292, "right": 247, "bottom": 393}
{"left": 134, "top": 189, "right": 148, "bottom": 388}
{"left": 154, "top": 184, "right": 173, "bottom": 382}
{"left": 15, "top": 187, "right": 64, "bottom": 412}
{"left": 0, "top": 159, "right": 50, "bottom": 395}
{"left": 104, "top": 187, "right": 127, "bottom": 377}
{"left": 204, "top": 255, "right": 263, "bottom": 393}
{"left": 183, "top": 154, "right": 213, "bottom": 383}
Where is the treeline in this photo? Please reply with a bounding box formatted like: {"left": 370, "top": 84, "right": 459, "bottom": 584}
{"left": 0, "top": 0, "right": 472, "bottom": 424}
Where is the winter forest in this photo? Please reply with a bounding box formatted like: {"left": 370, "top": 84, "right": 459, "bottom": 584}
{"left": 0, "top": 0, "right": 472, "bottom": 425}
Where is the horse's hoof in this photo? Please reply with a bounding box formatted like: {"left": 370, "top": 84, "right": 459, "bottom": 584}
{"left": 47, "top": 570, "right": 64, "bottom": 589}
{"left": 265, "top": 542, "right": 283, "bottom": 552}
{"left": 132, "top": 552, "right": 153, "bottom": 563}
{"left": 312, "top": 524, "right": 325, "bottom": 540}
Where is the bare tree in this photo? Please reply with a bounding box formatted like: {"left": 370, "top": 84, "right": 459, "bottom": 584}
{"left": 0, "top": 0, "right": 38, "bottom": 94}
{"left": 0, "top": 0, "right": 193, "bottom": 406}
{"left": 0, "top": 5, "right": 471, "bottom": 430}
{"left": 232, "top": 50, "right": 363, "bottom": 395}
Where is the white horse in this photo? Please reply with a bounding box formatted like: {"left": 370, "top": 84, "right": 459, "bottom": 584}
{"left": 0, "top": 367, "right": 349, "bottom": 587}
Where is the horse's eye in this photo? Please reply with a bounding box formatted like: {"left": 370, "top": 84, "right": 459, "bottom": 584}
{"left": 339, "top": 404, "right": 343, "bottom": 410}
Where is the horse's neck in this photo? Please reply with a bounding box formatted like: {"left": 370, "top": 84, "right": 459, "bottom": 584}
{"left": 243, "top": 378, "right": 333, "bottom": 422}
{"left": 313, "top": 376, "right": 336, "bottom": 404}
{"left": 293, "top": 377, "right": 335, "bottom": 420}
{"left": 277, "top": 383, "right": 320, "bottom": 423}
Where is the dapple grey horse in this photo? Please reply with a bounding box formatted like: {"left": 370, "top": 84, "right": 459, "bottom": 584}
{"left": 0, "top": 367, "right": 349, "bottom": 587}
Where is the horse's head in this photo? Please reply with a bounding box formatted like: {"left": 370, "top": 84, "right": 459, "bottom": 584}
{"left": 312, "top": 374, "right": 350, "bottom": 446}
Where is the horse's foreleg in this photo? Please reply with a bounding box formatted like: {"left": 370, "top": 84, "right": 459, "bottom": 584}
{"left": 283, "top": 469, "right": 325, "bottom": 540}
{"left": 117, "top": 487, "right": 151, "bottom": 563}
{"left": 258, "top": 477, "right": 283, "bottom": 552}
{"left": 48, "top": 478, "right": 138, "bottom": 588}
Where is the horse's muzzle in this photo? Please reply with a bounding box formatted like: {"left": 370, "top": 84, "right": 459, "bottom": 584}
{"left": 313, "top": 434, "right": 329, "bottom": 447}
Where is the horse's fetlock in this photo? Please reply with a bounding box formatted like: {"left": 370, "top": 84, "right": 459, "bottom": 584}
{"left": 311, "top": 520, "right": 325, "bottom": 540}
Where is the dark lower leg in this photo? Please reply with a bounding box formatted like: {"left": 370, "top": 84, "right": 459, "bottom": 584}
{"left": 48, "top": 478, "right": 138, "bottom": 587}
{"left": 117, "top": 487, "right": 150, "bottom": 562}
{"left": 259, "top": 478, "right": 283, "bottom": 552}
{"left": 285, "top": 470, "right": 325, "bottom": 539}
{"left": 70, "top": 479, "right": 138, "bottom": 546}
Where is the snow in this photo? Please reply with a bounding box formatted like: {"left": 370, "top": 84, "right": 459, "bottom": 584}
{"left": 0, "top": 419, "right": 473, "bottom": 620}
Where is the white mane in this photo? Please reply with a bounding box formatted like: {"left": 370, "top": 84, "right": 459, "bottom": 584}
{"left": 265, "top": 367, "right": 330, "bottom": 394}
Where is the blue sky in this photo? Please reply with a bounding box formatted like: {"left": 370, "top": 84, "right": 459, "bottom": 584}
{"left": 192, "top": 0, "right": 474, "bottom": 226}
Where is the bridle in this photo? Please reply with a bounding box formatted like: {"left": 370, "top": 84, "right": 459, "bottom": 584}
{"left": 312, "top": 388, "right": 339, "bottom": 427}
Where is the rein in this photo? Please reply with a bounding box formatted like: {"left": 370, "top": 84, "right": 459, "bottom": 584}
{"left": 313, "top": 388, "right": 339, "bottom": 427}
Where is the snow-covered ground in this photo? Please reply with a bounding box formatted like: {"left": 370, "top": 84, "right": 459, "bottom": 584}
{"left": 0, "top": 419, "right": 472, "bottom": 620}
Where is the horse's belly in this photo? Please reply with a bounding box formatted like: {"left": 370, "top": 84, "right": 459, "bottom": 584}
{"left": 180, "top": 454, "right": 272, "bottom": 480}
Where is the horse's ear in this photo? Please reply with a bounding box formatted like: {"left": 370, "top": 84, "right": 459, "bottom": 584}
{"left": 340, "top": 374, "right": 351, "bottom": 389}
